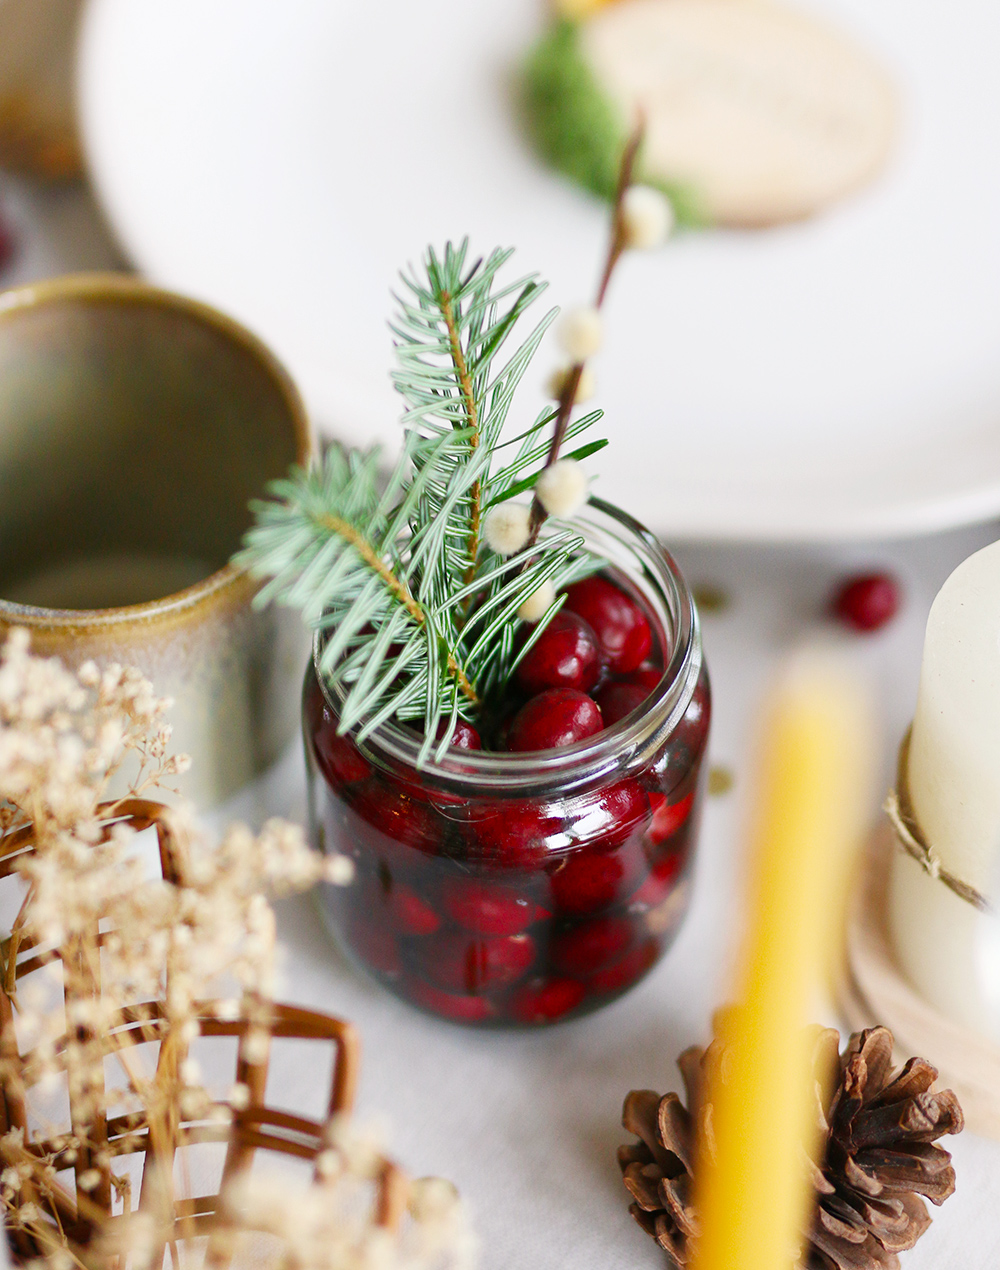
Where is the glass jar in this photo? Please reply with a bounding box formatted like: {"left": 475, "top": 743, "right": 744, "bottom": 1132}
{"left": 304, "top": 498, "right": 710, "bottom": 1027}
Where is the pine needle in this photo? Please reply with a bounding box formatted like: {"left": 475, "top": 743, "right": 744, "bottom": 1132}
{"left": 237, "top": 242, "right": 605, "bottom": 757}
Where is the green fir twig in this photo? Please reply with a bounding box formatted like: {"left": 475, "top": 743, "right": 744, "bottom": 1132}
{"left": 237, "top": 243, "right": 605, "bottom": 760}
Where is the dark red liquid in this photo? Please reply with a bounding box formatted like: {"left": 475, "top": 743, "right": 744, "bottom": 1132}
{"left": 304, "top": 583, "right": 710, "bottom": 1028}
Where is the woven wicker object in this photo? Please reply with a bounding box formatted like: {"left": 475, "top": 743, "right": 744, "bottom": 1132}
{"left": 0, "top": 799, "right": 405, "bottom": 1264}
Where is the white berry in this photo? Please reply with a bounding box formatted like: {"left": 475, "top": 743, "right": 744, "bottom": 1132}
{"left": 518, "top": 580, "right": 556, "bottom": 623}
{"left": 535, "top": 459, "right": 589, "bottom": 519}
{"left": 621, "top": 185, "right": 675, "bottom": 249}
{"left": 556, "top": 305, "right": 603, "bottom": 361}
{"left": 546, "top": 364, "right": 596, "bottom": 403}
{"left": 483, "top": 503, "right": 531, "bottom": 556}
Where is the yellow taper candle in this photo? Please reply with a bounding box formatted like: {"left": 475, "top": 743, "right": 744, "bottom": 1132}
{"left": 691, "top": 653, "right": 875, "bottom": 1270}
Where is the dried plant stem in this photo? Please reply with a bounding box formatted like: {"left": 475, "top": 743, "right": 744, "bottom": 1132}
{"left": 527, "top": 118, "right": 646, "bottom": 542}
{"left": 317, "top": 511, "right": 479, "bottom": 705}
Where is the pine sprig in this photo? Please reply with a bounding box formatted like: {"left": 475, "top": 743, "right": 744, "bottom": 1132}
{"left": 238, "top": 242, "right": 606, "bottom": 759}
{"left": 391, "top": 241, "right": 556, "bottom": 591}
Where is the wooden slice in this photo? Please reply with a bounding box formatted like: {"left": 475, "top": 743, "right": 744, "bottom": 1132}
{"left": 581, "top": 0, "right": 898, "bottom": 226}
{"left": 840, "top": 821, "right": 1000, "bottom": 1140}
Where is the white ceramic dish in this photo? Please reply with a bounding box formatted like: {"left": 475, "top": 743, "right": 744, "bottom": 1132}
{"left": 77, "top": 0, "right": 1000, "bottom": 542}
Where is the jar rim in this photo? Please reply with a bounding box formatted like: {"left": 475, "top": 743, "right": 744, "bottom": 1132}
{"left": 313, "top": 497, "right": 702, "bottom": 795}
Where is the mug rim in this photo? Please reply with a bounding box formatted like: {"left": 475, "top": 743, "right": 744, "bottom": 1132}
{"left": 0, "top": 272, "right": 313, "bottom": 625}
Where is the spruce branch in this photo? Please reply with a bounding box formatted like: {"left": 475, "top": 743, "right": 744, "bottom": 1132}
{"left": 238, "top": 240, "right": 608, "bottom": 756}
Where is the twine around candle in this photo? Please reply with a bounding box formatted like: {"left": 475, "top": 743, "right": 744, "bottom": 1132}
{"left": 884, "top": 726, "right": 992, "bottom": 914}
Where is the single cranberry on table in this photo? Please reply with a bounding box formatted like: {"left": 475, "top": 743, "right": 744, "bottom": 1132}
{"left": 563, "top": 576, "right": 653, "bottom": 673}
{"left": 830, "top": 572, "right": 901, "bottom": 632}
{"left": 506, "top": 688, "right": 603, "bottom": 752}
{"left": 515, "top": 610, "right": 604, "bottom": 693}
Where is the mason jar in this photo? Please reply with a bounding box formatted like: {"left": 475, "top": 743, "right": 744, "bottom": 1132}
{"left": 304, "top": 498, "right": 710, "bottom": 1027}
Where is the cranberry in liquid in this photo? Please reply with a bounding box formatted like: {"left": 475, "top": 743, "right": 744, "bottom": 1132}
{"left": 305, "top": 568, "right": 709, "bottom": 1028}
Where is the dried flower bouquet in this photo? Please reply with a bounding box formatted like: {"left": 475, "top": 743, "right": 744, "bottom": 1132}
{"left": 0, "top": 631, "right": 473, "bottom": 1270}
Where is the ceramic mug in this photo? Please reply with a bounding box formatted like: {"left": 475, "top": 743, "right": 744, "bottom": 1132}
{"left": 0, "top": 273, "right": 312, "bottom": 806}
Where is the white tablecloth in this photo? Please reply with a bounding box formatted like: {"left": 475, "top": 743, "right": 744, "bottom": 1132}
{"left": 4, "top": 174, "right": 1000, "bottom": 1269}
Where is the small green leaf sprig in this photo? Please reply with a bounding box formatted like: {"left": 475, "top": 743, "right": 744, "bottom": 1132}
{"left": 237, "top": 136, "right": 673, "bottom": 761}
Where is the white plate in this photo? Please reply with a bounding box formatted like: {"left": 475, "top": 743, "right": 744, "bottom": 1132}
{"left": 78, "top": 0, "right": 1000, "bottom": 542}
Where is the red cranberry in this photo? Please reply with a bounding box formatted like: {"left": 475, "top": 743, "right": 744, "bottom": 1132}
{"left": 414, "top": 931, "right": 535, "bottom": 993}
{"left": 345, "top": 910, "right": 400, "bottom": 977}
{"left": 386, "top": 883, "right": 441, "bottom": 936}
{"left": 510, "top": 977, "right": 586, "bottom": 1024}
{"left": 550, "top": 915, "right": 634, "bottom": 976}
{"left": 516, "top": 611, "right": 603, "bottom": 694}
{"left": 506, "top": 689, "right": 603, "bottom": 752}
{"left": 313, "top": 728, "right": 371, "bottom": 786}
{"left": 592, "top": 681, "right": 646, "bottom": 726}
{"left": 629, "top": 853, "right": 683, "bottom": 908}
{"left": 407, "top": 979, "right": 496, "bottom": 1022}
{"left": 435, "top": 719, "right": 482, "bottom": 750}
{"left": 467, "top": 801, "right": 570, "bottom": 867}
{"left": 593, "top": 664, "right": 663, "bottom": 726}
{"left": 440, "top": 877, "right": 548, "bottom": 936}
{"left": 550, "top": 847, "right": 629, "bottom": 916}
{"left": 588, "top": 939, "right": 659, "bottom": 995}
{"left": 383, "top": 768, "right": 467, "bottom": 810}
{"left": 571, "top": 779, "right": 650, "bottom": 850}
{"left": 628, "top": 663, "right": 663, "bottom": 692}
{"left": 305, "top": 674, "right": 371, "bottom": 784}
{"left": 346, "top": 780, "right": 442, "bottom": 853}
{"left": 677, "top": 671, "right": 710, "bottom": 746}
{"left": 563, "top": 576, "right": 652, "bottom": 673}
{"left": 831, "top": 572, "right": 900, "bottom": 632}
{"left": 648, "top": 790, "right": 694, "bottom": 846}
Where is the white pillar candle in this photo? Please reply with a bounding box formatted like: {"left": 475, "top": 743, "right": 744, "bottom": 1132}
{"left": 889, "top": 540, "right": 1000, "bottom": 1035}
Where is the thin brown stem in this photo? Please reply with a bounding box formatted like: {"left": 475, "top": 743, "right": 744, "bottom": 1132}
{"left": 524, "top": 117, "right": 646, "bottom": 549}
{"left": 596, "top": 115, "right": 645, "bottom": 307}
{"left": 315, "top": 513, "right": 480, "bottom": 705}
{"left": 439, "top": 291, "right": 482, "bottom": 588}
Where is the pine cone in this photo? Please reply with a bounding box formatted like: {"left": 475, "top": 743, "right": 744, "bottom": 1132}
{"left": 618, "top": 1026, "right": 964, "bottom": 1270}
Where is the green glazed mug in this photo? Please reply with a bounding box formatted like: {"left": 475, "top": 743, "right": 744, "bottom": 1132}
{"left": 0, "top": 273, "right": 313, "bottom": 806}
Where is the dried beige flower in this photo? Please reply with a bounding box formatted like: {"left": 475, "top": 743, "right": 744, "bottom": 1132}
{"left": 0, "top": 634, "right": 447, "bottom": 1270}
